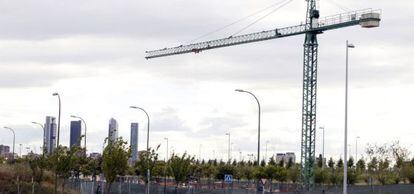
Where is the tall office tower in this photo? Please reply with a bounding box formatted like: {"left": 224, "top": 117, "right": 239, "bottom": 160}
{"left": 108, "top": 118, "right": 118, "bottom": 142}
{"left": 130, "top": 123, "right": 139, "bottom": 163}
{"left": 44, "top": 116, "right": 57, "bottom": 154}
{"left": 70, "top": 120, "right": 82, "bottom": 148}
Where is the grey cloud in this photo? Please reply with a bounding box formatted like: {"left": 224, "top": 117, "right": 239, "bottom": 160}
{"left": 151, "top": 107, "right": 190, "bottom": 132}
{"left": 0, "top": 65, "right": 77, "bottom": 88}
{"left": 192, "top": 114, "right": 248, "bottom": 138}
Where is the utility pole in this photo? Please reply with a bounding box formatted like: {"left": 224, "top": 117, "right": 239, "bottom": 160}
{"left": 319, "top": 126, "right": 325, "bottom": 169}
{"left": 344, "top": 40, "right": 355, "bottom": 194}
{"left": 225, "top": 132, "right": 231, "bottom": 162}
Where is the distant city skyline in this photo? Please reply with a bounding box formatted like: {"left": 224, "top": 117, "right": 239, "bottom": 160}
{"left": 108, "top": 118, "right": 118, "bottom": 142}
{"left": 0, "top": 0, "right": 412, "bottom": 161}
{"left": 44, "top": 116, "right": 56, "bottom": 154}
{"left": 130, "top": 122, "right": 139, "bottom": 164}
{"left": 70, "top": 120, "right": 82, "bottom": 148}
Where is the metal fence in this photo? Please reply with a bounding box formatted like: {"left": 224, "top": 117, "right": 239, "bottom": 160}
{"left": 66, "top": 180, "right": 414, "bottom": 194}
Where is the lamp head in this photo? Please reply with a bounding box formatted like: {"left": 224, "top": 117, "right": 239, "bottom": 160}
{"left": 70, "top": 115, "right": 77, "bottom": 118}
{"left": 52, "top": 92, "right": 59, "bottom": 96}
{"left": 235, "top": 89, "right": 245, "bottom": 92}
{"left": 130, "top": 106, "right": 138, "bottom": 109}
{"left": 347, "top": 43, "right": 355, "bottom": 48}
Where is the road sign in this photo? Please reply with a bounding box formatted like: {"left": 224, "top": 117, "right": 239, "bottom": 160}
{"left": 224, "top": 174, "right": 233, "bottom": 183}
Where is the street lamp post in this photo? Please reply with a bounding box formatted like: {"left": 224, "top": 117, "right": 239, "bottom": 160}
{"left": 225, "top": 132, "right": 231, "bottom": 162}
{"left": 355, "top": 136, "right": 360, "bottom": 162}
{"left": 265, "top": 140, "right": 269, "bottom": 162}
{"left": 52, "top": 93, "right": 61, "bottom": 148}
{"left": 32, "top": 122, "right": 45, "bottom": 155}
{"left": 344, "top": 40, "right": 355, "bottom": 194}
{"left": 130, "top": 106, "right": 150, "bottom": 194}
{"left": 3, "top": 127, "right": 15, "bottom": 161}
{"left": 52, "top": 92, "right": 61, "bottom": 194}
{"left": 319, "top": 126, "right": 325, "bottom": 169}
{"left": 70, "top": 115, "right": 87, "bottom": 150}
{"left": 235, "top": 89, "right": 261, "bottom": 165}
{"left": 164, "top": 137, "right": 168, "bottom": 194}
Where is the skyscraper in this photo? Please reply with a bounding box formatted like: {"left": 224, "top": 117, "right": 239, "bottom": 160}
{"left": 130, "top": 123, "right": 139, "bottom": 163}
{"left": 70, "top": 120, "right": 82, "bottom": 148}
{"left": 44, "top": 116, "right": 57, "bottom": 154}
{"left": 108, "top": 118, "right": 118, "bottom": 142}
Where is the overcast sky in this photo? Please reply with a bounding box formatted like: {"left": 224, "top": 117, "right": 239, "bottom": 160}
{"left": 0, "top": 0, "right": 413, "bottom": 162}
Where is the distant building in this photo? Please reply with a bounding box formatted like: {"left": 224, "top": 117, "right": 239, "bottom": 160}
{"left": 108, "top": 118, "right": 118, "bottom": 142}
{"left": 70, "top": 120, "right": 82, "bottom": 148}
{"left": 275, "top": 152, "right": 296, "bottom": 166}
{"left": 44, "top": 116, "right": 57, "bottom": 154}
{"left": 130, "top": 123, "right": 139, "bottom": 164}
{"left": 89, "top": 152, "right": 102, "bottom": 160}
{"left": 0, "top": 145, "right": 10, "bottom": 156}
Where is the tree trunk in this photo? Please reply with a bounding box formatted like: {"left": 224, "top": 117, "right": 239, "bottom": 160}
{"left": 105, "top": 182, "right": 112, "bottom": 194}
{"left": 61, "top": 178, "right": 66, "bottom": 194}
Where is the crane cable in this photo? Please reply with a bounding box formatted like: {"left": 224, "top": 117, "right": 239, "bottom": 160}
{"left": 189, "top": 0, "right": 291, "bottom": 43}
{"left": 231, "top": 0, "right": 294, "bottom": 36}
{"left": 326, "top": 0, "right": 351, "bottom": 12}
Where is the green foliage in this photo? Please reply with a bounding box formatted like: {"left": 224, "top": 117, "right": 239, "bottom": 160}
{"left": 253, "top": 166, "right": 266, "bottom": 180}
{"left": 102, "top": 137, "right": 131, "bottom": 192}
{"left": 240, "top": 165, "right": 254, "bottom": 181}
{"left": 268, "top": 157, "right": 276, "bottom": 166}
{"left": 28, "top": 154, "right": 47, "bottom": 185}
{"left": 348, "top": 157, "right": 354, "bottom": 168}
{"left": 215, "top": 163, "right": 235, "bottom": 180}
{"left": 168, "top": 153, "right": 194, "bottom": 185}
{"left": 402, "top": 164, "right": 414, "bottom": 183}
{"left": 260, "top": 159, "right": 266, "bottom": 167}
{"left": 134, "top": 144, "right": 160, "bottom": 182}
{"left": 336, "top": 158, "right": 343, "bottom": 168}
{"left": 314, "top": 167, "right": 328, "bottom": 184}
{"left": 287, "top": 164, "right": 300, "bottom": 183}
{"left": 328, "top": 157, "right": 335, "bottom": 168}
{"left": 356, "top": 158, "right": 366, "bottom": 172}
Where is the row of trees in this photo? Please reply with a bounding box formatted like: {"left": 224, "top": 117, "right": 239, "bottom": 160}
{"left": 4, "top": 139, "right": 414, "bottom": 193}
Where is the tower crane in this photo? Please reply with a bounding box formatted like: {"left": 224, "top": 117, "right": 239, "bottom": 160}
{"left": 145, "top": 0, "right": 381, "bottom": 187}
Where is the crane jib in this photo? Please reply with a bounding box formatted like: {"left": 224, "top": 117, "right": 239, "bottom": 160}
{"left": 145, "top": 9, "right": 380, "bottom": 59}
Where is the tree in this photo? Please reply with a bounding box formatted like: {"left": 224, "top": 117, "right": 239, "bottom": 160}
{"left": 287, "top": 164, "right": 300, "bottom": 183}
{"left": 49, "top": 145, "right": 82, "bottom": 193}
{"left": 268, "top": 157, "right": 276, "bottom": 166}
{"left": 366, "top": 143, "right": 392, "bottom": 185}
{"left": 253, "top": 166, "right": 266, "bottom": 180}
{"left": 286, "top": 158, "right": 294, "bottom": 169}
{"left": 28, "top": 154, "right": 47, "bottom": 193}
{"left": 265, "top": 165, "right": 278, "bottom": 191}
{"left": 240, "top": 165, "right": 254, "bottom": 186}
{"left": 356, "top": 158, "right": 366, "bottom": 172}
{"left": 336, "top": 158, "right": 343, "bottom": 169}
{"left": 318, "top": 154, "right": 324, "bottom": 168}
{"left": 315, "top": 167, "right": 328, "bottom": 184}
{"left": 348, "top": 157, "right": 354, "bottom": 168}
{"left": 390, "top": 141, "right": 410, "bottom": 184}
{"left": 328, "top": 158, "right": 335, "bottom": 169}
{"left": 260, "top": 159, "right": 266, "bottom": 167}
{"left": 134, "top": 144, "right": 160, "bottom": 182}
{"left": 169, "top": 153, "right": 194, "bottom": 186}
{"left": 102, "top": 138, "right": 131, "bottom": 194}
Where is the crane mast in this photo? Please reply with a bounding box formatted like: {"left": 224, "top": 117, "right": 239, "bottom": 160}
{"left": 145, "top": 1, "right": 380, "bottom": 189}
{"left": 301, "top": 0, "right": 319, "bottom": 188}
